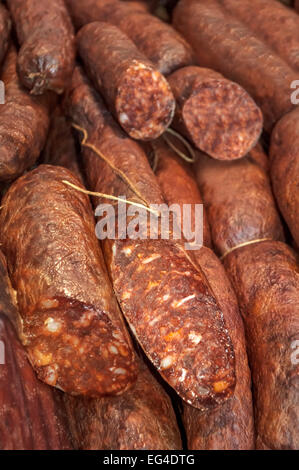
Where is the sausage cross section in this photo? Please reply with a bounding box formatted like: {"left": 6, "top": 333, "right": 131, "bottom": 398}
{"left": 76, "top": 21, "right": 175, "bottom": 141}
{"left": 167, "top": 66, "right": 263, "bottom": 160}
{"left": 0, "top": 165, "right": 138, "bottom": 396}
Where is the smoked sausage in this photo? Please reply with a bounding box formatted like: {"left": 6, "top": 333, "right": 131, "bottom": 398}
{"left": 77, "top": 21, "right": 175, "bottom": 141}
{"left": 0, "top": 4, "right": 11, "bottom": 67}
{"left": 218, "top": 0, "right": 299, "bottom": 72}
{"left": 270, "top": 107, "right": 299, "bottom": 248}
{"left": 0, "top": 46, "right": 53, "bottom": 182}
{"left": 196, "top": 151, "right": 299, "bottom": 449}
{"left": 62, "top": 358, "right": 182, "bottom": 450}
{"left": 66, "top": 0, "right": 193, "bottom": 75}
{"left": 6, "top": 0, "right": 76, "bottom": 95}
{"left": 167, "top": 66, "right": 263, "bottom": 160}
{"left": 0, "top": 251, "right": 72, "bottom": 450}
{"left": 173, "top": 0, "right": 297, "bottom": 131}
{"left": 154, "top": 139, "right": 254, "bottom": 450}
{"left": 0, "top": 165, "right": 138, "bottom": 396}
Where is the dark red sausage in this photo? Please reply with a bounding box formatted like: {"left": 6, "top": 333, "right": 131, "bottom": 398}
{"left": 0, "top": 165, "right": 138, "bottom": 396}
{"left": 167, "top": 66, "right": 263, "bottom": 160}
{"left": 154, "top": 139, "right": 254, "bottom": 450}
{"left": 195, "top": 151, "right": 284, "bottom": 257}
{"left": 0, "top": 46, "right": 54, "bottom": 182}
{"left": 270, "top": 107, "right": 299, "bottom": 248}
{"left": 42, "top": 106, "right": 82, "bottom": 181}
{"left": 62, "top": 358, "right": 182, "bottom": 450}
{"left": 195, "top": 152, "right": 299, "bottom": 450}
{"left": 77, "top": 22, "right": 175, "bottom": 141}
{"left": 65, "top": 66, "right": 236, "bottom": 410}
{"left": 152, "top": 138, "right": 212, "bottom": 248}
{"left": 224, "top": 241, "right": 299, "bottom": 450}
{"left": 66, "top": 0, "right": 193, "bottom": 75}
{"left": 219, "top": 0, "right": 299, "bottom": 72}
{"left": 0, "top": 4, "right": 11, "bottom": 67}
{"left": 6, "top": 0, "right": 75, "bottom": 95}
{"left": 173, "top": 0, "right": 297, "bottom": 131}
{"left": 0, "top": 251, "right": 72, "bottom": 450}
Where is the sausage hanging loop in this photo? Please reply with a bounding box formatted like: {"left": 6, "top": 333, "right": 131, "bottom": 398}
{"left": 62, "top": 180, "right": 160, "bottom": 217}
{"left": 163, "top": 128, "right": 196, "bottom": 163}
{"left": 72, "top": 123, "right": 153, "bottom": 209}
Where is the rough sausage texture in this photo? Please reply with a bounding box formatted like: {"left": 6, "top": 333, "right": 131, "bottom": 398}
{"left": 224, "top": 241, "right": 299, "bottom": 450}
{"left": 184, "top": 248, "right": 254, "bottom": 450}
{"left": 62, "top": 358, "right": 182, "bottom": 450}
{"left": 167, "top": 66, "right": 263, "bottom": 160}
{"left": 249, "top": 141, "right": 269, "bottom": 173}
{"left": 196, "top": 151, "right": 285, "bottom": 257}
{"left": 0, "top": 46, "right": 53, "bottom": 182}
{"left": 270, "top": 108, "right": 299, "bottom": 248}
{"left": 219, "top": 0, "right": 299, "bottom": 72}
{"left": 42, "top": 106, "right": 82, "bottom": 181}
{"left": 6, "top": 0, "right": 75, "bottom": 95}
{"left": 154, "top": 140, "right": 254, "bottom": 450}
{"left": 196, "top": 153, "right": 299, "bottom": 449}
{"left": 153, "top": 138, "right": 212, "bottom": 248}
{"left": 0, "top": 251, "right": 72, "bottom": 450}
{"left": 65, "top": 67, "right": 236, "bottom": 410}
{"left": 0, "top": 4, "right": 11, "bottom": 67}
{"left": 0, "top": 165, "right": 137, "bottom": 396}
{"left": 77, "top": 22, "right": 174, "bottom": 141}
{"left": 66, "top": 0, "right": 193, "bottom": 75}
{"left": 173, "top": 0, "right": 297, "bottom": 131}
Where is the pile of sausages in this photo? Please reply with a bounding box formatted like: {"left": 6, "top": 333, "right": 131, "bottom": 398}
{"left": 0, "top": 0, "right": 298, "bottom": 451}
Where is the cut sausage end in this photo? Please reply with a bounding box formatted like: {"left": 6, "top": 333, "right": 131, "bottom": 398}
{"left": 116, "top": 62, "right": 175, "bottom": 140}
{"left": 24, "top": 296, "right": 138, "bottom": 396}
{"left": 183, "top": 79, "right": 263, "bottom": 160}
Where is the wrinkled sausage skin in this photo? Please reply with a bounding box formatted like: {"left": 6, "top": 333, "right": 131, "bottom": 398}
{"left": 7, "top": 0, "right": 76, "bottom": 94}
{"left": 0, "top": 165, "right": 138, "bottom": 397}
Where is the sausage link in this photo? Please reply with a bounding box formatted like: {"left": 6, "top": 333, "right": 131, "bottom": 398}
{"left": 167, "top": 66, "right": 263, "bottom": 160}
{"left": 154, "top": 139, "right": 254, "bottom": 450}
{"left": 270, "top": 107, "right": 299, "bottom": 248}
{"left": 0, "top": 165, "right": 138, "bottom": 396}
{"left": 66, "top": 0, "right": 193, "bottom": 75}
{"left": 195, "top": 151, "right": 299, "bottom": 449}
{"left": 224, "top": 241, "right": 299, "bottom": 450}
{"left": 152, "top": 138, "right": 212, "bottom": 248}
{"left": 0, "top": 251, "right": 72, "bottom": 450}
{"left": 65, "top": 67, "right": 236, "bottom": 410}
{"left": 77, "top": 22, "right": 174, "bottom": 141}
{"left": 218, "top": 0, "right": 299, "bottom": 72}
{"left": 62, "top": 358, "right": 182, "bottom": 450}
{"left": 173, "top": 0, "right": 297, "bottom": 131}
{"left": 42, "top": 106, "right": 82, "bottom": 181}
{"left": 196, "top": 151, "right": 285, "bottom": 257}
{"left": 249, "top": 141, "right": 269, "bottom": 173}
{"left": 6, "top": 0, "right": 75, "bottom": 95}
{"left": 0, "top": 46, "right": 54, "bottom": 182}
{"left": 0, "top": 4, "right": 11, "bottom": 67}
